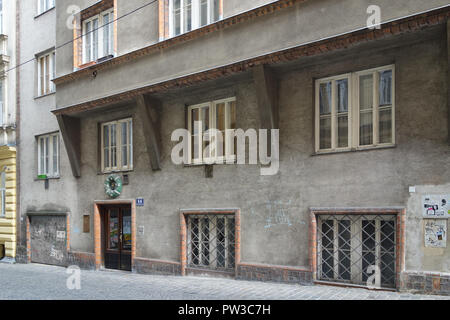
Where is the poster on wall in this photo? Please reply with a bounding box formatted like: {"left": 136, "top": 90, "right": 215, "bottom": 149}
{"left": 422, "top": 195, "right": 450, "bottom": 219}
{"left": 424, "top": 219, "right": 447, "bottom": 248}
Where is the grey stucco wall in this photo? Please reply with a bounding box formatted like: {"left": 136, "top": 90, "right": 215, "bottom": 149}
{"left": 66, "top": 32, "right": 449, "bottom": 272}
{"left": 18, "top": 1, "right": 79, "bottom": 253}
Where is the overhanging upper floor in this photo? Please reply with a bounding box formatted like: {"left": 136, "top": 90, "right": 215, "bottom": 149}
{"left": 53, "top": 5, "right": 450, "bottom": 116}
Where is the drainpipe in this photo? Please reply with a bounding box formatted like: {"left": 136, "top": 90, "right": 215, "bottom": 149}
{"left": 15, "top": 0, "right": 21, "bottom": 261}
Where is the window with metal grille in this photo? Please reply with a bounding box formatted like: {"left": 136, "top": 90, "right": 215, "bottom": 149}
{"left": 317, "top": 214, "right": 396, "bottom": 288}
{"left": 187, "top": 214, "right": 235, "bottom": 272}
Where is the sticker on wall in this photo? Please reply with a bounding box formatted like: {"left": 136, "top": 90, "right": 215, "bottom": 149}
{"left": 422, "top": 195, "right": 450, "bottom": 219}
{"left": 56, "top": 231, "right": 66, "bottom": 241}
{"left": 424, "top": 219, "right": 447, "bottom": 248}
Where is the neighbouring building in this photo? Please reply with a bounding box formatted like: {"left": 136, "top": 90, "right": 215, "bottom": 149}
{"left": 16, "top": 0, "right": 450, "bottom": 295}
{"left": 0, "top": 0, "right": 17, "bottom": 264}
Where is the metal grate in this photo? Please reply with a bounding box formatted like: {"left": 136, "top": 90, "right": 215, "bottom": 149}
{"left": 187, "top": 214, "right": 236, "bottom": 272}
{"left": 317, "top": 214, "right": 396, "bottom": 288}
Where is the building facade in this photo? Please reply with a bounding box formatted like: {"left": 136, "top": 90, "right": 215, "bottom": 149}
{"left": 0, "top": 0, "right": 17, "bottom": 263}
{"left": 16, "top": 0, "right": 450, "bottom": 295}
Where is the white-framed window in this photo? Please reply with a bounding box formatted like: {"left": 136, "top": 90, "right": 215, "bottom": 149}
{"left": 101, "top": 118, "right": 133, "bottom": 172}
{"left": 315, "top": 65, "right": 395, "bottom": 153}
{"left": 37, "top": 0, "right": 55, "bottom": 15}
{"left": 0, "top": 0, "right": 3, "bottom": 34}
{"left": 187, "top": 97, "right": 236, "bottom": 164}
{"left": 0, "top": 78, "right": 5, "bottom": 125}
{"left": 0, "top": 170, "right": 5, "bottom": 217}
{"left": 38, "top": 133, "right": 60, "bottom": 178}
{"left": 82, "top": 9, "right": 115, "bottom": 64}
{"left": 37, "top": 51, "right": 56, "bottom": 96}
{"left": 169, "top": 0, "right": 221, "bottom": 37}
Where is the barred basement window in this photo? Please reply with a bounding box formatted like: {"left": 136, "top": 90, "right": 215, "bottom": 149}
{"left": 101, "top": 118, "right": 133, "bottom": 173}
{"left": 317, "top": 214, "right": 397, "bottom": 288}
{"left": 187, "top": 214, "right": 235, "bottom": 272}
{"left": 315, "top": 65, "right": 395, "bottom": 153}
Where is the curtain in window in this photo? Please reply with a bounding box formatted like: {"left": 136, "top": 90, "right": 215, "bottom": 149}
{"left": 379, "top": 70, "right": 392, "bottom": 106}
{"left": 336, "top": 79, "right": 348, "bottom": 148}
{"left": 319, "top": 82, "right": 332, "bottom": 149}
{"left": 183, "top": 0, "right": 192, "bottom": 32}
{"left": 52, "top": 135, "right": 58, "bottom": 176}
{"left": 173, "top": 0, "right": 181, "bottom": 35}
{"left": 359, "top": 75, "right": 373, "bottom": 146}
{"left": 379, "top": 70, "right": 392, "bottom": 143}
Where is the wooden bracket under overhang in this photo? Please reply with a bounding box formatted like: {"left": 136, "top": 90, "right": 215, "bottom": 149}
{"left": 56, "top": 114, "right": 81, "bottom": 178}
{"left": 136, "top": 94, "right": 162, "bottom": 171}
{"left": 253, "top": 64, "right": 279, "bottom": 130}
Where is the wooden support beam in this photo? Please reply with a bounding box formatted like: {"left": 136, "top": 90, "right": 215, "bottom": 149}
{"left": 447, "top": 19, "right": 450, "bottom": 145}
{"left": 136, "top": 95, "right": 162, "bottom": 171}
{"left": 56, "top": 115, "right": 81, "bottom": 178}
{"left": 253, "top": 64, "right": 279, "bottom": 130}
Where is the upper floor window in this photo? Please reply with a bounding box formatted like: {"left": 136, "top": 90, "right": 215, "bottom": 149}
{"left": 187, "top": 97, "right": 236, "bottom": 164}
{"left": 82, "top": 9, "right": 115, "bottom": 64}
{"left": 38, "top": 132, "right": 60, "bottom": 178}
{"left": 37, "top": 0, "right": 55, "bottom": 15}
{"left": 101, "top": 118, "right": 133, "bottom": 173}
{"left": 0, "top": 78, "right": 4, "bottom": 125}
{"left": 169, "top": 0, "right": 221, "bottom": 37}
{"left": 37, "top": 51, "right": 56, "bottom": 96}
{"left": 0, "top": 0, "right": 3, "bottom": 34}
{"left": 315, "top": 65, "right": 395, "bottom": 153}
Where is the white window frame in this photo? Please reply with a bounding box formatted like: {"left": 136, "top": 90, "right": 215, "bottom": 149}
{"left": 169, "top": 0, "right": 221, "bottom": 37}
{"left": 82, "top": 8, "right": 115, "bottom": 64}
{"left": 0, "top": 77, "right": 6, "bottom": 126}
{"left": 315, "top": 65, "right": 395, "bottom": 153}
{"left": 37, "top": 132, "right": 60, "bottom": 178}
{"left": 37, "top": 51, "right": 56, "bottom": 96}
{"left": 0, "top": 170, "right": 5, "bottom": 217}
{"left": 187, "top": 97, "right": 236, "bottom": 165}
{"left": 0, "top": 0, "right": 3, "bottom": 35}
{"left": 101, "top": 118, "right": 133, "bottom": 173}
{"left": 37, "top": 0, "right": 55, "bottom": 15}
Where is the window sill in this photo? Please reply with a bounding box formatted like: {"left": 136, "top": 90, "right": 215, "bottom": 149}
{"left": 34, "top": 176, "right": 60, "bottom": 181}
{"left": 183, "top": 159, "right": 237, "bottom": 167}
{"left": 76, "top": 55, "right": 116, "bottom": 71}
{"left": 98, "top": 169, "right": 134, "bottom": 175}
{"left": 34, "top": 91, "right": 56, "bottom": 100}
{"left": 77, "top": 61, "right": 98, "bottom": 69}
{"left": 313, "top": 144, "right": 397, "bottom": 156}
{"left": 34, "top": 7, "right": 55, "bottom": 19}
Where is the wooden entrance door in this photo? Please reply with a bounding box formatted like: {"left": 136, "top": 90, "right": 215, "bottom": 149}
{"left": 103, "top": 206, "right": 132, "bottom": 271}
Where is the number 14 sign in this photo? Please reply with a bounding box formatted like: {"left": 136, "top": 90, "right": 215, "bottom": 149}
{"left": 136, "top": 198, "right": 144, "bottom": 207}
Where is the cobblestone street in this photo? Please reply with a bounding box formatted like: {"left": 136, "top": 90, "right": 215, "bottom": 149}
{"left": 0, "top": 263, "right": 448, "bottom": 300}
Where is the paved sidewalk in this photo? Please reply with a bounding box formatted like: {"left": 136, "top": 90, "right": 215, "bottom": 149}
{"left": 0, "top": 263, "right": 448, "bottom": 300}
